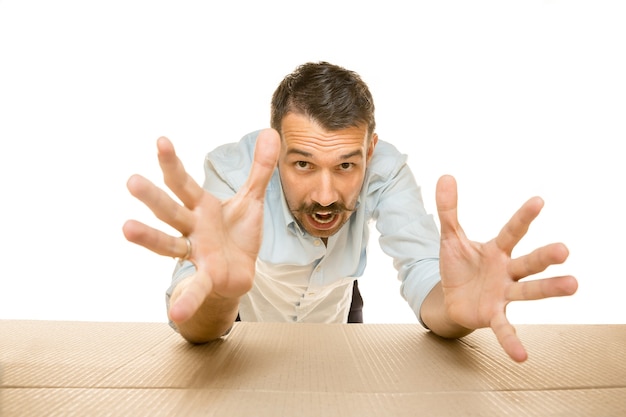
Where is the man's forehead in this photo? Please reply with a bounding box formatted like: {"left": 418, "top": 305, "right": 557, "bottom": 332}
{"left": 281, "top": 113, "right": 368, "bottom": 138}
{"left": 281, "top": 115, "right": 368, "bottom": 149}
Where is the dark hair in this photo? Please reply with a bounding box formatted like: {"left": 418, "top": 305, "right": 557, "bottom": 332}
{"left": 270, "top": 62, "right": 376, "bottom": 138}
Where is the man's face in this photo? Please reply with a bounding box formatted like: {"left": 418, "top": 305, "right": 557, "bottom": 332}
{"left": 278, "top": 113, "right": 378, "bottom": 239}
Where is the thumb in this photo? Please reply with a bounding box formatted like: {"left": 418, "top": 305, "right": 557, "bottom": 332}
{"left": 436, "top": 175, "right": 461, "bottom": 237}
{"left": 243, "top": 128, "right": 280, "bottom": 200}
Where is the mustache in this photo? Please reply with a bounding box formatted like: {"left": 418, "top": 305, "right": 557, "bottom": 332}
{"left": 293, "top": 202, "right": 356, "bottom": 215}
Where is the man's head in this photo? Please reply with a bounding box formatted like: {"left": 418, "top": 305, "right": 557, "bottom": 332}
{"left": 271, "top": 61, "right": 376, "bottom": 138}
{"left": 271, "top": 62, "right": 378, "bottom": 240}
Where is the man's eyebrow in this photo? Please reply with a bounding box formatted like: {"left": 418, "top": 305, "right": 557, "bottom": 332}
{"left": 286, "top": 148, "right": 364, "bottom": 159}
{"left": 340, "top": 150, "right": 363, "bottom": 160}
{"left": 286, "top": 148, "right": 313, "bottom": 158}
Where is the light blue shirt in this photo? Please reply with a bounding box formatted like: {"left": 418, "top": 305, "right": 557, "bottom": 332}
{"left": 167, "top": 131, "right": 441, "bottom": 326}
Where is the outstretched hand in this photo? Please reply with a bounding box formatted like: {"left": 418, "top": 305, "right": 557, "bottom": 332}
{"left": 123, "top": 129, "right": 280, "bottom": 325}
{"left": 435, "top": 175, "right": 578, "bottom": 362}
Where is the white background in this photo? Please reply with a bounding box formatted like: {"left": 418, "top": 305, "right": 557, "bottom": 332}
{"left": 0, "top": 1, "right": 624, "bottom": 325}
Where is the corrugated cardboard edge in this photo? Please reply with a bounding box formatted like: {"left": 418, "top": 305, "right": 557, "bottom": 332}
{"left": 1, "top": 321, "right": 624, "bottom": 416}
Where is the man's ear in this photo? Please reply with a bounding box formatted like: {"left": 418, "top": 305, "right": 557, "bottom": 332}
{"left": 366, "top": 133, "right": 379, "bottom": 163}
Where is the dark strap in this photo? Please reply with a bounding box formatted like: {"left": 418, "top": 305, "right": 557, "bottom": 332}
{"left": 347, "top": 280, "right": 364, "bottom": 323}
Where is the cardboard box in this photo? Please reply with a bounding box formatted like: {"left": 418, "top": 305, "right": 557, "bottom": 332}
{"left": 1, "top": 320, "right": 624, "bottom": 416}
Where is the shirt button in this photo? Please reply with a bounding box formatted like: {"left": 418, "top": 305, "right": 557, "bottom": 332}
{"left": 313, "top": 239, "right": 321, "bottom": 246}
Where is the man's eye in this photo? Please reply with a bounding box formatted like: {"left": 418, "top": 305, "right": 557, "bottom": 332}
{"left": 296, "top": 161, "right": 309, "bottom": 169}
{"left": 340, "top": 162, "right": 353, "bottom": 170}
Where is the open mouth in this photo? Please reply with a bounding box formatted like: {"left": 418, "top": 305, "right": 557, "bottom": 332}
{"left": 312, "top": 211, "right": 337, "bottom": 224}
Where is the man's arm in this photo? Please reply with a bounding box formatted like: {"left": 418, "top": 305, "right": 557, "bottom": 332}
{"left": 168, "top": 276, "right": 240, "bottom": 342}
{"left": 420, "top": 282, "right": 473, "bottom": 339}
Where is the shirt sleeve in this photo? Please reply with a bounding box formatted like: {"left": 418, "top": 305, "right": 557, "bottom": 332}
{"left": 369, "top": 147, "right": 441, "bottom": 327}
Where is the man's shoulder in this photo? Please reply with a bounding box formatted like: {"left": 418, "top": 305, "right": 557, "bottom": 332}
{"left": 207, "top": 130, "right": 260, "bottom": 163}
{"left": 204, "top": 130, "right": 262, "bottom": 190}
{"left": 368, "top": 139, "right": 408, "bottom": 179}
{"left": 373, "top": 139, "right": 404, "bottom": 157}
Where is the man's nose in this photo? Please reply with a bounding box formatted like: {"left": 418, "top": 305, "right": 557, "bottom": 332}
{"left": 311, "top": 171, "right": 338, "bottom": 207}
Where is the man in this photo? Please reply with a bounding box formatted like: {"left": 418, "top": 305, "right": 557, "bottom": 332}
{"left": 123, "top": 62, "right": 578, "bottom": 363}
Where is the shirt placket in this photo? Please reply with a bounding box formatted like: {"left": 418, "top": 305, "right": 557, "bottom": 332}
{"left": 294, "top": 237, "right": 326, "bottom": 321}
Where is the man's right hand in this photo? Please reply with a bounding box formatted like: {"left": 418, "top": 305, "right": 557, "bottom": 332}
{"left": 123, "top": 129, "right": 280, "bottom": 333}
